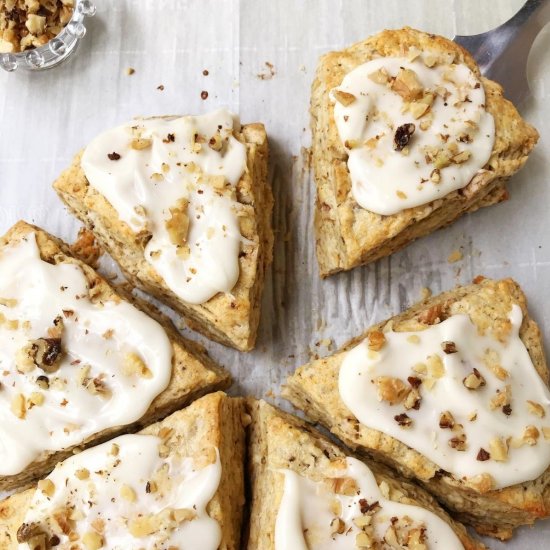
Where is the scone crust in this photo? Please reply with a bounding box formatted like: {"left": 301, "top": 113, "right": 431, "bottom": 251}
{"left": 53, "top": 121, "right": 274, "bottom": 351}
{"left": 245, "top": 399, "right": 484, "bottom": 550}
{"left": 283, "top": 278, "right": 550, "bottom": 540}
{"left": 311, "top": 27, "right": 539, "bottom": 276}
{"left": 0, "top": 221, "right": 231, "bottom": 493}
{"left": 0, "top": 392, "right": 247, "bottom": 550}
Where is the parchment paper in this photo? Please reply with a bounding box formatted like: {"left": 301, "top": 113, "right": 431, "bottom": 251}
{"left": 1, "top": 1, "right": 549, "bottom": 547}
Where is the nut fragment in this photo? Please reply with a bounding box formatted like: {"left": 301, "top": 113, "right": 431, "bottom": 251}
{"left": 526, "top": 400, "right": 546, "bottom": 418}
{"left": 375, "top": 376, "right": 409, "bottom": 405}
{"left": 130, "top": 138, "right": 153, "bottom": 150}
{"left": 439, "top": 410, "right": 455, "bottom": 429}
{"left": 330, "top": 517, "right": 346, "bottom": 535}
{"left": 82, "top": 530, "right": 104, "bottom": 550}
{"left": 489, "top": 437, "right": 509, "bottom": 462}
{"left": 38, "top": 478, "right": 55, "bottom": 497}
{"left": 391, "top": 68, "right": 423, "bottom": 101}
{"left": 11, "top": 393, "right": 26, "bottom": 419}
{"left": 120, "top": 484, "right": 137, "bottom": 502}
{"left": 367, "top": 330, "right": 386, "bottom": 351}
{"left": 463, "top": 368, "right": 486, "bottom": 390}
{"left": 333, "top": 89, "right": 357, "bottom": 106}
{"left": 394, "top": 412, "right": 413, "bottom": 427}
{"left": 368, "top": 67, "right": 390, "bottom": 85}
{"left": 448, "top": 433, "right": 467, "bottom": 451}
{"left": 165, "top": 198, "right": 190, "bottom": 258}
{"left": 122, "top": 352, "right": 152, "bottom": 378}
{"left": 476, "top": 448, "right": 490, "bottom": 461}
{"left": 523, "top": 425, "right": 540, "bottom": 446}
{"left": 393, "top": 123, "right": 416, "bottom": 152}
{"left": 16, "top": 522, "right": 47, "bottom": 544}
{"left": 441, "top": 341, "right": 457, "bottom": 354}
{"left": 33, "top": 338, "right": 63, "bottom": 373}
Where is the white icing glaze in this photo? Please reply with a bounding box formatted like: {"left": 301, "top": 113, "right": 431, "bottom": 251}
{"left": 81, "top": 109, "right": 247, "bottom": 305}
{"left": 331, "top": 56, "right": 495, "bottom": 215}
{"left": 19, "top": 434, "right": 222, "bottom": 550}
{"left": 0, "top": 234, "right": 172, "bottom": 476}
{"left": 275, "top": 457, "right": 463, "bottom": 549}
{"left": 339, "top": 305, "right": 550, "bottom": 489}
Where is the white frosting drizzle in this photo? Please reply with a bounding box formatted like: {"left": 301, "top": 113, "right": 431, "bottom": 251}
{"left": 331, "top": 55, "right": 495, "bottom": 215}
{"left": 0, "top": 234, "right": 172, "bottom": 476}
{"left": 275, "top": 457, "right": 464, "bottom": 549}
{"left": 81, "top": 109, "right": 247, "bottom": 305}
{"left": 339, "top": 305, "right": 550, "bottom": 489}
{"left": 19, "top": 434, "right": 222, "bottom": 550}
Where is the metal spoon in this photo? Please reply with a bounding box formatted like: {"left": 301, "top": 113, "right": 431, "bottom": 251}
{"left": 454, "top": 0, "right": 550, "bottom": 106}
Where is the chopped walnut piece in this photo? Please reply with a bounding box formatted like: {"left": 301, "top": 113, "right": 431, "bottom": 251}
{"left": 418, "top": 304, "right": 443, "bottom": 325}
{"left": 16, "top": 522, "right": 47, "bottom": 545}
{"left": 37, "top": 478, "right": 55, "bottom": 497}
{"left": 393, "top": 123, "right": 416, "bottom": 152}
{"left": 208, "top": 133, "right": 223, "bottom": 151}
{"left": 375, "top": 376, "right": 409, "bottom": 405}
{"left": 120, "top": 484, "right": 137, "bottom": 502}
{"left": 526, "top": 400, "right": 546, "bottom": 418}
{"left": 330, "top": 517, "right": 346, "bottom": 535}
{"left": 107, "top": 152, "right": 121, "bottom": 161}
{"left": 355, "top": 531, "right": 374, "bottom": 548}
{"left": 165, "top": 198, "right": 190, "bottom": 253}
{"left": 439, "top": 410, "right": 455, "bottom": 429}
{"left": 330, "top": 476, "right": 359, "bottom": 496}
{"left": 469, "top": 473, "right": 495, "bottom": 493}
{"left": 82, "top": 530, "right": 104, "bottom": 550}
{"left": 407, "top": 335, "right": 420, "bottom": 344}
{"left": 0, "top": 297, "right": 17, "bottom": 307}
{"left": 32, "top": 337, "right": 63, "bottom": 373}
{"left": 542, "top": 427, "right": 550, "bottom": 440}
{"left": 427, "top": 354, "right": 444, "bottom": 378}
{"left": 403, "top": 388, "right": 421, "bottom": 410}
{"left": 448, "top": 432, "right": 467, "bottom": 451}
{"left": 451, "top": 150, "right": 471, "bottom": 164}
{"left": 463, "top": 368, "right": 486, "bottom": 390}
{"left": 523, "top": 425, "right": 540, "bottom": 446}
{"left": 333, "top": 89, "right": 356, "bottom": 106}
{"left": 75, "top": 468, "right": 90, "bottom": 480}
{"left": 11, "top": 393, "right": 26, "bottom": 419}
{"left": 130, "top": 138, "right": 152, "bottom": 150}
{"left": 368, "top": 67, "right": 390, "bottom": 85}
{"left": 477, "top": 448, "right": 490, "bottom": 461}
{"left": 367, "top": 330, "right": 386, "bottom": 351}
{"left": 129, "top": 515, "right": 157, "bottom": 537}
{"left": 483, "top": 349, "right": 508, "bottom": 380}
{"left": 122, "top": 352, "right": 152, "bottom": 378}
{"left": 441, "top": 341, "right": 457, "bottom": 354}
{"left": 394, "top": 412, "right": 413, "bottom": 427}
{"left": 489, "top": 437, "right": 509, "bottom": 462}
{"left": 29, "top": 391, "right": 44, "bottom": 407}
{"left": 391, "top": 68, "right": 423, "bottom": 101}
{"left": 489, "top": 385, "right": 512, "bottom": 411}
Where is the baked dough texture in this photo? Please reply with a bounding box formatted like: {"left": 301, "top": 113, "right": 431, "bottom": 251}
{"left": 0, "top": 392, "right": 247, "bottom": 550}
{"left": 283, "top": 278, "right": 550, "bottom": 540}
{"left": 53, "top": 121, "right": 274, "bottom": 351}
{"left": 0, "top": 221, "right": 231, "bottom": 493}
{"left": 311, "top": 27, "right": 539, "bottom": 277}
{"left": 245, "top": 399, "right": 483, "bottom": 549}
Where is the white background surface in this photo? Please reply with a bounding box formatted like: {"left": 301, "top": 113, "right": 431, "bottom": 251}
{"left": 1, "top": 1, "right": 549, "bottom": 547}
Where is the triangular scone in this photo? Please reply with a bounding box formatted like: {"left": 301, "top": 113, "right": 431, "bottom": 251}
{"left": 284, "top": 278, "right": 550, "bottom": 540}
{"left": 311, "top": 27, "right": 538, "bottom": 276}
{"left": 53, "top": 112, "right": 273, "bottom": 351}
{"left": 246, "top": 400, "right": 482, "bottom": 549}
{"left": 0, "top": 392, "right": 246, "bottom": 550}
{"left": 0, "top": 221, "right": 230, "bottom": 493}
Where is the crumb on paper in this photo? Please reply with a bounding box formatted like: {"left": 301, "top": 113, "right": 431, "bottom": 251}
{"left": 202, "top": 69, "right": 209, "bottom": 76}
{"left": 447, "top": 249, "right": 463, "bottom": 263}
{"left": 420, "top": 287, "right": 432, "bottom": 301}
{"left": 298, "top": 64, "right": 306, "bottom": 73}
{"left": 71, "top": 228, "right": 102, "bottom": 269}
{"left": 265, "top": 389, "right": 275, "bottom": 399}
{"left": 257, "top": 61, "right": 276, "bottom": 80}
{"left": 157, "top": 84, "right": 165, "bottom": 91}
{"left": 200, "top": 90, "right": 209, "bottom": 100}
{"left": 126, "top": 67, "right": 135, "bottom": 75}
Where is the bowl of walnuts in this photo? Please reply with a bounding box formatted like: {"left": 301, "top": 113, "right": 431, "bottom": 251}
{"left": 0, "top": 0, "right": 96, "bottom": 72}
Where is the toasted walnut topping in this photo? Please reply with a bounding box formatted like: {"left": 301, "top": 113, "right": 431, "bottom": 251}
{"left": 448, "top": 433, "right": 467, "bottom": 451}
{"left": 353, "top": 514, "right": 373, "bottom": 528}
{"left": 75, "top": 468, "right": 90, "bottom": 480}
{"left": 527, "top": 400, "right": 546, "bottom": 418}
{"left": 375, "top": 376, "right": 409, "bottom": 405}
{"left": 16, "top": 522, "right": 47, "bottom": 544}
{"left": 82, "top": 530, "right": 104, "bottom": 550}
{"left": 368, "top": 67, "right": 390, "bottom": 84}
{"left": 355, "top": 531, "right": 375, "bottom": 548}
{"left": 120, "top": 484, "right": 137, "bottom": 502}
{"left": 489, "top": 385, "right": 512, "bottom": 411}
{"left": 406, "top": 335, "right": 420, "bottom": 344}
{"left": 451, "top": 150, "right": 471, "bottom": 164}
{"left": 165, "top": 198, "right": 190, "bottom": 252}
{"left": 489, "top": 437, "right": 509, "bottom": 462}
{"left": 427, "top": 354, "right": 444, "bottom": 378}
{"left": 542, "top": 427, "right": 550, "bottom": 440}
{"left": 412, "top": 363, "right": 427, "bottom": 375}
{"left": 29, "top": 391, "right": 44, "bottom": 407}
{"left": 463, "top": 368, "right": 486, "bottom": 390}
{"left": 330, "top": 476, "right": 359, "bottom": 496}
{"left": 418, "top": 304, "right": 443, "bottom": 325}
{"left": 122, "top": 352, "right": 152, "bottom": 378}
{"left": 441, "top": 341, "right": 457, "bottom": 354}
{"left": 37, "top": 478, "right": 55, "bottom": 497}
{"left": 367, "top": 330, "right": 386, "bottom": 351}
{"left": 130, "top": 138, "right": 152, "bottom": 150}
{"left": 523, "top": 425, "right": 540, "bottom": 446}
{"left": 469, "top": 473, "right": 495, "bottom": 493}
{"left": 34, "top": 337, "right": 63, "bottom": 373}
{"left": 392, "top": 68, "right": 423, "bottom": 101}
{"left": 483, "top": 349, "right": 508, "bottom": 380}
{"left": 36, "top": 375, "right": 50, "bottom": 390}
{"left": 394, "top": 413, "right": 413, "bottom": 428}
{"left": 11, "top": 393, "right": 26, "bottom": 419}
{"left": 407, "top": 376, "right": 422, "bottom": 388}
{"left": 0, "top": 297, "right": 17, "bottom": 307}
{"left": 330, "top": 516, "right": 346, "bottom": 535}
{"left": 146, "top": 480, "right": 158, "bottom": 493}
{"left": 393, "top": 123, "right": 416, "bottom": 152}
{"left": 333, "top": 89, "right": 357, "bottom": 106}
{"left": 403, "top": 388, "right": 421, "bottom": 411}
{"left": 477, "top": 448, "right": 490, "bottom": 461}
{"left": 129, "top": 515, "right": 156, "bottom": 537}
{"left": 439, "top": 410, "right": 455, "bottom": 429}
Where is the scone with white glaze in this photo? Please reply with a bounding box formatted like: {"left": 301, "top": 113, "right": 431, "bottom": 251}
{"left": 246, "top": 399, "right": 484, "bottom": 549}
{"left": 0, "top": 392, "right": 246, "bottom": 550}
{"left": 0, "top": 221, "right": 230, "bottom": 492}
{"left": 283, "top": 278, "right": 550, "bottom": 539}
{"left": 53, "top": 109, "right": 273, "bottom": 351}
{"left": 311, "top": 27, "right": 538, "bottom": 276}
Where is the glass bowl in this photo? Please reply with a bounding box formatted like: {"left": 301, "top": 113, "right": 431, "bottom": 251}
{"left": 0, "top": 0, "right": 96, "bottom": 72}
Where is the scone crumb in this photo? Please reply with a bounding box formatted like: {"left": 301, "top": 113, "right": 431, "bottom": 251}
{"left": 447, "top": 249, "right": 463, "bottom": 263}
{"left": 333, "top": 90, "right": 357, "bottom": 106}
{"left": 367, "top": 330, "right": 386, "bottom": 351}
{"left": 37, "top": 478, "right": 55, "bottom": 497}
